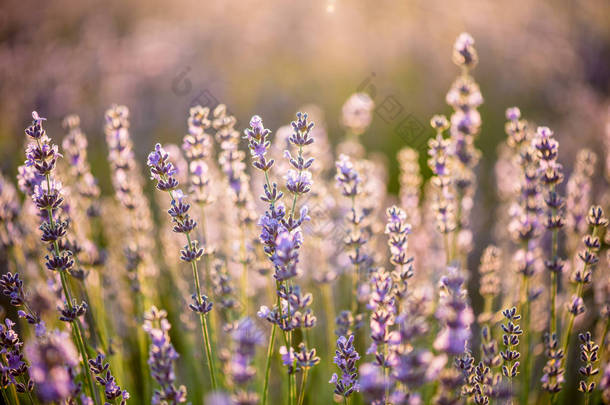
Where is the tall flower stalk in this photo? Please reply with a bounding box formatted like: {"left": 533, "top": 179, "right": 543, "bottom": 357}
{"left": 147, "top": 143, "right": 218, "bottom": 390}
{"left": 560, "top": 207, "right": 607, "bottom": 363}
{"left": 427, "top": 115, "right": 456, "bottom": 264}
{"left": 243, "top": 115, "right": 279, "bottom": 405}
{"left": 254, "top": 113, "right": 318, "bottom": 405}
{"left": 104, "top": 105, "right": 156, "bottom": 400}
{"left": 22, "top": 111, "right": 100, "bottom": 404}
{"left": 504, "top": 106, "right": 541, "bottom": 401}
{"left": 533, "top": 126, "right": 564, "bottom": 337}
{"left": 143, "top": 306, "right": 187, "bottom": 404}
{"left": 446, "top": 32, "right": 483, "bottom": 268}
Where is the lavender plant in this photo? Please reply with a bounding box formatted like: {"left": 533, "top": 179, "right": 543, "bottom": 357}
{"left": 4, "top": 31, "right": 610, "bottom": 405}
{"left": 146, "top": 143, "right": 218, "bottom": 389}
{"left": 22, "top": 111, "right": 100, "bottom": 404}
{"left": 143, "top": 306, "right": 187, "bottom": 404}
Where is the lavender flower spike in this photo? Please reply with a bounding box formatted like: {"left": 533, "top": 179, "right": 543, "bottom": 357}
{"left": 143, "top": 306, "right": 187, "bottom": 405}
{"left": 89, "top": 354, "right": 130, "bottom": 404}
{"left": 229, "top": 317, "right": 264, "bottom": 404}
{"left": 330, "top": 335, "right": 360, "bottom": 399}
{"left": 146, "top": 142, "right": 217, "bottom": 389}
{"left": 26, "top": 330, "right": 79, "bottom": 403}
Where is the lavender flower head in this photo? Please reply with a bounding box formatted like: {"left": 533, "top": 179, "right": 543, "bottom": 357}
{"left": 1, "top": 272, "right": 44, "bottom": 329}
{"left": 230, "top": 317, "right": 264, "bottom": 386}
{"left": 341, "top": 93, "right": 374, "bottom": 135}
{"left": 452, "top": 32, "right": 478, "bottom": 70}
{"left": 143, "top": 306, "right": 187, "bottom": 405}
{"left": 330, "top": 334, "right": 360, "bottom": 399}
{"left": 244, "top": 115, "right": 274, "bottom": 171}
{"left": 147, "top": 144, "right": 212, "bottom": 313}
{"left": 0, "top": 318, "right": 34, "bottom": 394}
{"left": 284, "top": 112, "right": 315, "bottom": 197}
{"left": 183, "top": 106, "right": 214, "bottom": 206}
{"left": 26, "top": 330, "right": 79, "bottom": 403}
{"left": 434, "top": 267, "right": 473, "bottom": 355}
{"left": 385, "top": 205, "right": 413, "bottom": 268}
{"left": 88, "top": 354, "right": 130, "bottom": 404}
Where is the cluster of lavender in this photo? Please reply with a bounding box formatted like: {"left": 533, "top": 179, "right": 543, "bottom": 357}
{"left": 105, "top": 105, "right": 157, "bottom": 295}
{"left": 182, "top": 106, "right": 214, "bottom": 208}
{"left": 4, "top": 30, "right": 610, "bottom": 405}
{"left": 248, "top": 113, "right": 319, "bottom": 405}
{"left": 334, "top": 154, "right": 369, "bottom": 334}
{"left": 446, "top": 32, "right": 483, "bottom": 265}
{"left": 214, "top": 105, "right": 256, "bottom": 308}
{"left": 0, "top": 319, "right": 33, "bottom": 396}
{"left": 21, "top": 112, "right": 100, "bottom": 403}
{"left": 427, "top": 115, "right": 456, "bottom": 240}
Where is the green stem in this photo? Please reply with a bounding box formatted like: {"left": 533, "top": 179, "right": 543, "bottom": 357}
{"left": 167, "top": 187, "right": 218, "bottom": 390}
{"left": 322, "top": 284, "right": 337, "bottom": 359}
{"left": 298, "top": 369, "right": 309, "bottom": 405}
{"left": 135, "top": 291, "right": 150, "bottom": 404}
{"left": 1, "top": 387, "right": 11, "bottom": 405}
{"left": 240, "top": 226, "right": 249, "bottom": 314}
{"left": 9, "top": 385, "right": 19, "bottom": 405}
{"left": 188, "top": 234, "right": 218, "bottom": 390}
{"left": 261, "top": 323, "right": 277, "bottom": 405}
{"left": 561, "top": 281, "right": 583, "bottom": 356}
{"left": 599, "top": 318, "right": 610, "bottom": 363}
{"left": 45, "top": 211, "right": 99, "bottom": 404}
{"left": 200, "top": 312, "right": 216, "bottom": 390}
{"left": 443, "top": 233, "right": 452, "bottom": 265}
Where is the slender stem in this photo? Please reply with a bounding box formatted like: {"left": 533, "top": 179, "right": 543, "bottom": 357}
{"left": 443, "top": 233, "right": 452, "bottom": 265}
{"left": 297, "top": 369, "right": 309, "bottom": 405}
{"left": 199, "top": 206, "right": 220, "bottom": 365}
{"left": 44, "top": 198, "right": 99, "bottom": 405}
{"left": 135, "top": 291, "right": 150, "bottom": 403}
{"left": 264, "top": 171, "right": 275, "bottom": 210}
{"left": 188, "top": 236, "right": 218, "bottom": 390}
{"left": 200, "top": 312, "right": 216, "bottom": 390}
{"left": 1, "top": 387, "right": 11, "bottom": 405}
{"left": 22, "top": 379, "right": 35, "bottom": 405}
{"left": 322, "top": 283, "right": 337, "bottom": 359}
{"left": 239, "top": 226, "right": 249, "bottom": 314}
{"left": 288, "top": 369, "right": 293, "bottom": 405}
{"left": 261, "top": 323, "right": 277, "bottom": 405}
{"left": 289, "top": 146, "right": 304, "bottom": 221}
{"left": 9, "top": 384, "right": 18, "bottom": 405}
{"left": 561, "top": 226, "right": 598, "bottom": 360}
{"left": 561, "top": 282, "right": 583, "bottom": 355}
{"left": 167, "top": 187, "right": 218, "bottom": 390}
{"left": 598, "top": 317, "right": 610, "bottom": 364}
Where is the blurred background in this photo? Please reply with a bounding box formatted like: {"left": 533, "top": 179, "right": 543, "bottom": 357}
{"left": 0, "top": 0, "right": 609, "bottom": 218}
